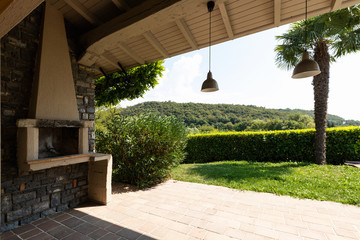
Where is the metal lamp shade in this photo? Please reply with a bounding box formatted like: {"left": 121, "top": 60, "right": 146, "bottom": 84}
{"left": 292, "top": 51, "right": 321, "bottom": 78}
{"left": 201, "top": 71, "right": 219, "bottom": 92}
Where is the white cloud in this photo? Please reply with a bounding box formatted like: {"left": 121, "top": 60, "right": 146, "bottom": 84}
{"left": 120, "top": 53, "right": 204, "bottom": 107}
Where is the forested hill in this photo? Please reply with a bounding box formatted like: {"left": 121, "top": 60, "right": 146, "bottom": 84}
{"left": 117, "top": 101, "right": 359, "bottom": 130}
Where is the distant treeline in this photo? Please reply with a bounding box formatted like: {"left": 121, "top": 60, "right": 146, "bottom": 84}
{"left": 96, "top": 101, "right": 360, "bottom": 132}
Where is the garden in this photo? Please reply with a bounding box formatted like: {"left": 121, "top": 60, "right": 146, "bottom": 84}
{"left": 96, "top": 112, "right": 360, "bottom": 206}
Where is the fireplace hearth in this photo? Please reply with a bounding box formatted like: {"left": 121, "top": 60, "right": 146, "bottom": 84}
{"left": 39, "top": 127, "right": 79, "bottom": 158}
{"left": 17, "top": 119, "right": 93, "bottom": 174}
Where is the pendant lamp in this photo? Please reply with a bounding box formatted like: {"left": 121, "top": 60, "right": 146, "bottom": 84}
{"left": 292, "top": 0, "right": 321, "bottom": 79}
{"left": 201, "top": 1, "right": 219, "bottom": 92}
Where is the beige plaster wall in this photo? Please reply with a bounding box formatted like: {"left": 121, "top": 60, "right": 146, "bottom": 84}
{"left": 29, "top": 3, "right": 79, "bottom": 121}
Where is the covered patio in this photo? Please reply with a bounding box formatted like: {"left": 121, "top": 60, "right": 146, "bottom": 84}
{"left": 2, "top": 180, "right": 360, "bottom": 239}
{"left": 2, "top": 0, "right": 360, "bottom": 237}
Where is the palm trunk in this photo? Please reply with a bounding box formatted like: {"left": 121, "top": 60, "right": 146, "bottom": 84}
{"left": 313, "top": 40, "right": 330, "bottom": 165}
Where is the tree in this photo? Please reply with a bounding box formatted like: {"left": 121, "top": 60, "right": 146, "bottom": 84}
{"left": 275, "top": 5, "right": 360, "bottom": 164}
{"left": 95, "top": 61, "right": 165, "bottom": 107}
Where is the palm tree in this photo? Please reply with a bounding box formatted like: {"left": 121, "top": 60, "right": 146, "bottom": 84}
{"left": 275, "top": 5, "right": 360, "bottom": 164}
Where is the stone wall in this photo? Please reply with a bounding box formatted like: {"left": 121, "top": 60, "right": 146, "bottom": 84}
{"left": 72, "top": 57, "right": 96, "bottom": 152}
{"left": 1, "top": 164, "right": 88, "bottom": 231}
{"left": 1, "top": 5, "right": 95, "bottom": 231}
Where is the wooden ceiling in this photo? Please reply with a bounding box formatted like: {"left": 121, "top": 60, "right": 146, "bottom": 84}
{"left": 43, "top": 0, "right": 360, "bottom": 75}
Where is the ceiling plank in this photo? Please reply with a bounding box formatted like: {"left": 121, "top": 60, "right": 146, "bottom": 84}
{"left": 143, "top": 31, "right": 169, "bottom": 58}
{"left": 175, "top": 18, "right": 198, "bottom": 50}
{"left": 218, "top": 2, "right": 234, "bottom": 40}
{"left": 0, "top": 0, "right": 44, "bottom": 38}
{"left": 331, "top": 0, "right": 342, "bottom": 11}
{"left": 80, "top": 0, "right": 184, "bottom": 53}
{"left": 118, "top": 42, "right": 145, "bottom": 65}
{"left": 111, "top": 0, "right": 130, "bottom": 11}
{"left": 63, "top": 0, "right": 102, "bottom": 26}
{"left": 274, "top": 0, "right": 281, "bottom": 26}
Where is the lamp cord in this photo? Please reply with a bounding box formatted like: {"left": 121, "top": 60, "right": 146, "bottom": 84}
{"left": 304, "top": 0, "right": 308, "bottom": 51}
{"left": 209, "top": 5, "right": 212, "bottom": 72}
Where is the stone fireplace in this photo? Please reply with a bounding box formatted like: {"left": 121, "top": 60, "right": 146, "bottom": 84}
{"left": 1, "top": 4, "right": 112, "bottom": 231}
{"left": 15, "top": 3, "right": 112, "bottom": 204}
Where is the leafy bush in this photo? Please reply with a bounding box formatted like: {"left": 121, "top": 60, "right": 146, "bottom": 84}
{"left": 96, "top": 113, "right": 187, "bottom": 188}
{"left": 185, "top": 127, "right": 360, "bottom": 164}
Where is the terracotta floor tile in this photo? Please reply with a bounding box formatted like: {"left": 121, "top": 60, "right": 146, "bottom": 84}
{"left": 12, "top": 224, "right": 36, "bottom": 235}
{"left": 73, "top": 222, "right": 99, "bottom": 235}
{"left": 278, "top": 231, "right": 302, "bottom": 240}
{"left": 105, "top": 223, "right": 124, "bottom": 233}
{"left": 224, "top": 228, "right": 249, "bottom": 239}
{"left": 87, "top": 228, "right": 109, "bottom": 239}
{"left": 334, "top": 227, "right": 359, "bottom": 239}
{"left": 27, "top": 232, "right": 55, "bottom": 240}
{"left": 19, "top": 228, "right": 43, "bottom": 239}
{"left": 61, "top": 231, "right": 91, "bottom": 240}
{"left": 4, "top": 180, "right": 360, "bottom": 240}
{"left": 61, "top": 216, "right": 86, "bottom": 228}
{"left": 1, "top": 231, "right": 22, "bottom": 240}
{"left": 51, "top": 213, "right": 72, "bottom": 222}
{"left": 204, "top": 231, "right": 234, "bottom": 240}
{"left": 188, "top": 227, "right": 207, "bottom": 239}
{"left": 163, "top": 229, "right": 189, "bottom": 240}
{"left": 99, "top": 232, "right": 122, "bottom": 240}
{"left": 116, "top": 228, "right": 142, "bottom": 240}
{"left": 47, "top": 225, "right": 74, "bottom": 239}
{"left": 37, "top": 220, "right": 61, "bottom": 231}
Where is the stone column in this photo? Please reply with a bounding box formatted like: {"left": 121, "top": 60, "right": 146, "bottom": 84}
{"left": 88, "top": 154, "right": 112, "bottom": 204}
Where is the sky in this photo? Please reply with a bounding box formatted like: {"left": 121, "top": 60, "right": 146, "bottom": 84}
{"left": 120, "top": 25, "right": 360, "bottom": 121}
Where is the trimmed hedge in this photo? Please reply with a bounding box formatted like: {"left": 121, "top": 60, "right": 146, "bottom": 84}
{"left": 185, "top": 127, "right": 360, "bottom": 164}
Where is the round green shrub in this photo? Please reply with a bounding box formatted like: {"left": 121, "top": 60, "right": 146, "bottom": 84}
{"left": 96, "top": 113, "right": 187, "bottom": 188}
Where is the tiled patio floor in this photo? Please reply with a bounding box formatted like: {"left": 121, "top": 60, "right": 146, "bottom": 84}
{"left": 2, "top": 180, "right": 360, "bottom": 240}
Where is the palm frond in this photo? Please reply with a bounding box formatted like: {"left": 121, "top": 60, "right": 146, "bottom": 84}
{"left": 275, "top": 4, "right": 360, "bottom": 69}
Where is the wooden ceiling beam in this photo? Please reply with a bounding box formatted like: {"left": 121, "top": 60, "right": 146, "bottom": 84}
{"left": 0, "top": 0, "right": 44, "bottom": 38}
{"left": 111, "top": 0, "right": 131, "bottom": 11}
{"left": 143, "top": 31, "right": 169, "bottom": 58}
{"left": 176, "top": 18, "right": 198, "bottom": 50}
{"left": 218, "top": 2, "right": 234, "bottom": 40}
{"left": 274, "top": 0, "right": 281, "bottom": 26}
{"left": 331, "top": 0, "right": 342, "bottom": 11}
{"left": 118, "top": 42, "right": 145, "bottom": 65}
{"left": 63, "top": 0, "right": 102, "bottom": 26}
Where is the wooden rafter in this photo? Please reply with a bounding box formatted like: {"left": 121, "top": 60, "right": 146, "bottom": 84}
{"left": 218, "top": 2, "right": 234, "bottom": 39}
{"left": 118, "top": 42, "right": 145, "bottom": 65}
{"left": 63, "top": 0, "right": 102, "bottom": 26}
{"left": 100, "top": 52, "right": 121, "bottom": 70}
{"left": 112, "top": 0, "right": 130, "bottom": 11}
{"left": 175, "top": 18, "right": 198, "bottom": 50}
{"left": 331, "top": 0, "right": 342, "bottom": 11}
{"left": 0, "top": 0, "right": 43, "bottom": 38}
{"left": 143, "top": 31, "right": 169, "bottom": 58}
{"left": 274, "top": 0, "right": 281, "bottom": 26}
{"left": 94, "top": 68, "right": 102, "bottom": 75}
{"left": 0, "top": 0, "right": 14, "bottom": 15}
{"left": 80, "top": 0, "right": 181, "bottom": 51}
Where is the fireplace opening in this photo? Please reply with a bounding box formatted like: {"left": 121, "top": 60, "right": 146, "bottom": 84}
{"left": 38, "top": 127, "right": 79, "bottom": 159}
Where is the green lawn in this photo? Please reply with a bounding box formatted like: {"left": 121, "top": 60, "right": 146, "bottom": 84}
{"left": 170, "top": 161, "right": 360, "bottom": 205}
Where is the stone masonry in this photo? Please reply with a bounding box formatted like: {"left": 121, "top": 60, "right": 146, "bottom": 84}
{"left": 1, "top": 4, "right": 96, "bottom": 231}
